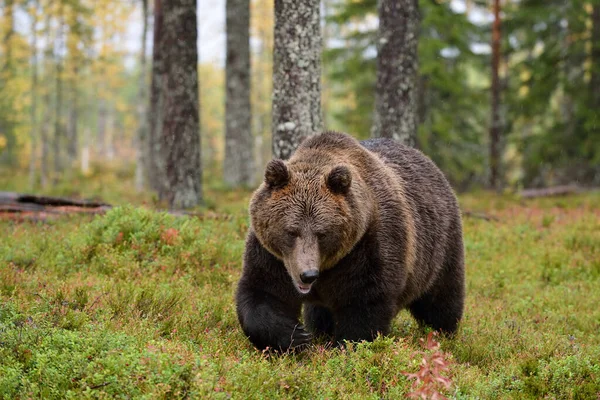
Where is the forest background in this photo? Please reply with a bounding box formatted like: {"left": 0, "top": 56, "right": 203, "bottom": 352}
{"left": 1, "top": 1, "right": 600, "bottom": 398}
{"left": 1, "top": 0, "right": 598, "bottom": 195}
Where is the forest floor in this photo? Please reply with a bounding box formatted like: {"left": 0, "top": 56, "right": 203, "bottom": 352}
{"left": 1, "top": 168, "right": 599, "bottom": 399}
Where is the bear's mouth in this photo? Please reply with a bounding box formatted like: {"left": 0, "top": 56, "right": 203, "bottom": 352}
{"left": 296, "top": 283, "right": 313, "bottom": 294}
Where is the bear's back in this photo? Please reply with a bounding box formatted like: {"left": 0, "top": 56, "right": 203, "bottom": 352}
{"left": 360, "top": 138, "right": 458, "bottom": 213}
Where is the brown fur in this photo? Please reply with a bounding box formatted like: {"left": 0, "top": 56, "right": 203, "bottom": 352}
{"left": 236, "top": 131, "right": 465, "bottom": 351}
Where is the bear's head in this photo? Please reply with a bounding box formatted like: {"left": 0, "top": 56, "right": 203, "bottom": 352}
{"left": 250, "top": 157, "right": 372, "bottom": 295}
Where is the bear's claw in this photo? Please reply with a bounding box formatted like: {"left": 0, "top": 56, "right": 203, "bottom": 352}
{"left": 285, "top": 323, "right": 312, "bottom": 351}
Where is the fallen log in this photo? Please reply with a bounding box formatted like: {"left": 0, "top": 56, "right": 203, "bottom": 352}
{"left": 0, "top": 192, "right": 111, "bottom": 221}
{"left": 519, "top": 184, "right": 581, "bottom": 199}
{"left": 0, "top": 192, "right": 109, "bottom": 208}
{"left": 0, "top": 192, "right": 232, "bottom": 222}
{"left": 462, "top": 210, "right": 499, "bottom": 222}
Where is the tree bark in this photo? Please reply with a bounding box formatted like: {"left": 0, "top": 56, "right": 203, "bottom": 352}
{"left": 135, "top": 0, "right": 149, "bottom": 192}
{"left": 150, "top": 0, "right": 202, "bottom": 208}
{"left": 67, "top": 70, "right": 78, "bottom": 166}
{"left": 40, "top": 12, "right": 53, "bottom": 189}
{"left": 272, "top": 0, "right": 323, "bottom": 160}
{"left": 490, "top": 0, "right": 501, "bottom": 191}
{"left": 591, "top": 4, "right": 600, "bottom": 110}
{"left": 29, "top": 1, "right": 39, "bottom": 190}
{"left": 81, "top": 128, "right": 90, "bottom": 175}
{"left": 372, "top": 0, "right": 419, "bottom": 146}
{"left": 105, "top": 105, "right": 115, "bottom": 160}
{"left": 148, "top": 0, "right": 166, "bottom": 193}
{"left": 53, "top": 6, "right": 65, "bottom": 179}
{"left": 224, "top": 0, "right": 253, "bottom": 186}
{"left": 2, "top": 0, "right": 14, "bottom": 71}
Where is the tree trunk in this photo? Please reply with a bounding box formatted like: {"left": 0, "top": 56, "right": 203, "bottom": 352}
{"left": 372, "top": 0, "right": 419, "bottom": 146}
{"left": 97, "top": 98, "right": 106, "bottom": 158}
{"left": 150, "top": 0, "right": 202, "bottom": 208}
{"left": 272, "top": 0, "right": 322, "bottom": 160}
{"left": 81, "top": 128, "right": 90, "bottom": 175}
{"left": 67, "top": 71, "right": 78, "bottom": 166}
{"left": 40, "top": 12, "right": 53, "bottom": 189}
{"left": 148, "top": 0, "right": 166, "bottom": 194}
{"left": 591, "top": 4, "right": 600, "bottom": 110}
{"left": 53, "top": 7, "right": 65, "bottom": 179}
{"left": 135, "top": 0, "right": 149, "bottom": 192}
{"left": 29, "top": 1, "right": 39, "bottom": 190}
{"left": 105, "top": 105, "right": 115, "bottom": 160}
{"left": 224, "top": 0, "right": 253, "bottom": 186}
{"left": 2, "top": 0, "right": 14, "bottom": 71}
{"left": 490, "top": 0, "right": 501, "bottom": 190}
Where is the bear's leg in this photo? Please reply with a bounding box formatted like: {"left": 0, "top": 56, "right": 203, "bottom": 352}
{"left": 304, "top": 304, "right": 334, "bottom": 337}
{"left": 409, "top": 244, "right": 465, "bottom": 334}
{"left": 333, "top": 300, "right": 395, "bottom": 344}
{"left": 237, "top": 286, "right": 311, "bottom": 352}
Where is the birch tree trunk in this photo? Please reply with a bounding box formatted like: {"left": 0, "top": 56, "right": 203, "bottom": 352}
{"left": 135, "top": 0, "right": 149, "bottom": 191}
{"left": 224, "top": 0, "right": 253, "bottom": 186}
{"left": 372, "top": 0, "right": 419, "bottom": 146}
{"left": 150, "top": 0, "right": 202, "bottom": 208}
{"left": 272, "top": 0, "right": 322, "bottom": 160}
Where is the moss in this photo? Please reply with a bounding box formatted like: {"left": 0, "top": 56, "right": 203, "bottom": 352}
{"left": 0, "top": 190, "right": 599, "bottom": 398}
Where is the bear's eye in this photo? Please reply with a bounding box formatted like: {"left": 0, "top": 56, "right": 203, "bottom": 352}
{"left": 285, "top": 229, "right": 300, "bottom": 239}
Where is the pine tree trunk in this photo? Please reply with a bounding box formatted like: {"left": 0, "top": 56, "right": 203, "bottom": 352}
{"left": 591, "top": 4, "right": 600, "bottom": 110}
{"left": 224, "top": 0, "right": 253, "bottom": 186}
{"left": 490, "top": 0, "right": 501, "bottom": 190}
{"left": 150, "top": 0, "right": 202, "bottom": 208}
{"left": 53, "top": 6, "right": 65, "bottom": 179}
{"left": 272, "top": 0, "right": 322, "bottom": 160}
{"left": 97, "top": 98, "right": 106, "bottom": 157}
{"left": 29, "top": 2, "right": 39, "bottom": 190}
{"left": 135, "top": 0, "right": 149, "bottom": 192}
{"left": 67, "top": 73, "right": 78, "bottom": 166}
{"left": 148, "top": 0, "right": 167, "bottom": 194}
{"left": 105, "top": 105, "right": 115, "bottom": 160}
{"left": 372, "top": 0, "right": 419, "bottom": 146}
{"left": 2, "top": 0, "right": 14, "bottom": 70}
{"left": 40, "top": 13, "right": 53, "bottom": 189}
{"left": 81, "top": 128, "right": 90, "bottom": 175}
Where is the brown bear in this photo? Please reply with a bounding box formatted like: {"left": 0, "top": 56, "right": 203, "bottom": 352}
{"left": 236, "top": 131, "right": 465, "bottom": 351}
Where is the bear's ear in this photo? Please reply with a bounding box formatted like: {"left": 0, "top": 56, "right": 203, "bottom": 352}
{"left": 326, "top": 165, "right": 352, "bottom": 194}
{"left": 265, "top": 159, "right": 290, "bottom": 188}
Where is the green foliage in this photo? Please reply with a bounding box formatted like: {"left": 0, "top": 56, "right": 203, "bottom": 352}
{"left": 1, "top": 189, "right": 600, "bottom": 398}
{"left": 504, "top": 0, "right": 600, "bottom": 186}
{"left": 325, "top": 0, "right": 488, "bottom": 189}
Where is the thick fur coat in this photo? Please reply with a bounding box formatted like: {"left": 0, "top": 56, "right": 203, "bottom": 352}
{"left": 236, "top": 131, "right": 465, "bottom": 351}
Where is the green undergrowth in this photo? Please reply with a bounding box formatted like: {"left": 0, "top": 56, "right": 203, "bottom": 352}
{"left": 1, "top": 192, "right": 599, "bottom": 399}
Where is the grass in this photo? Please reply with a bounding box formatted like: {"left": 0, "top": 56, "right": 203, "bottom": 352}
{"left": 1, "top": 169, "right": 599, "bottom": 399}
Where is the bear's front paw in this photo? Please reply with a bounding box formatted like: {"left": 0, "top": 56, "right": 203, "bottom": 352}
{"left": 243, "top": 316, "right": 312, "bottom": 352}
{"left": 270, "top": 321, "right": 312, "bottom": 352}
{"left": 278, "top": 322, "right": 313, "bottom": 351}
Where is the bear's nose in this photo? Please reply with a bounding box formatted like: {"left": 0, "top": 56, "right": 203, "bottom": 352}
{"left": 300, "top": 270, "right": 319, "bottom": 284}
